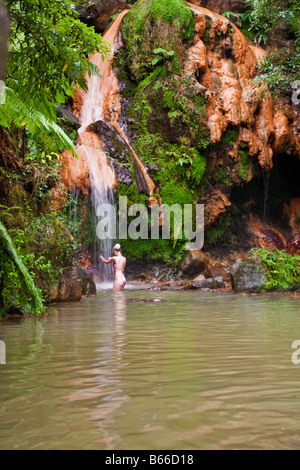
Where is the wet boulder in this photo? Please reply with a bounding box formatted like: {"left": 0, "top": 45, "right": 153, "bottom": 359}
{"left": 75, "top": 0, "right": 128, "bottom": 32}
{"left": 181, "top": 250, "right": 210, "bottom": 278}
{"left": 50, "top": 266, "right": 96, "bottom": 303}
{"left": 78, "top": 267, "right": 97, "bottom": 297}
{"left": 231, "top": 251, "right": 268, "bottom": 293}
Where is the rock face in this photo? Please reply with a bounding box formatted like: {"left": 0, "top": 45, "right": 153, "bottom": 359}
{"left": 274, "top": 97, "right": 300, "bottom": 158}
{"left": 231, "top": 251, "right": 268, "bottom": 293}
{"left": 202, "top": 189, "right": 231, "bottom": 227}
{"left": 246, "top": 215, "right": 286, "bottom": 250}
{"left": 189, "top": 0, "right": 245, "bottom": 14}
{"left": 90, "top": 120, "right": 133, "bottom": 184}
{"left": 186, "top": 3, "right": 275, "bottom": 170}
{"left": 50, "top": 266, "right": 96, "bottom": 303}
{"left": 75, "top": 0, "right": 128, "bottom": 32}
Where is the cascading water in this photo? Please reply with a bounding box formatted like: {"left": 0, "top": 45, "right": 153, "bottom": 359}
{"left": 61, "top": 10, "right": 158, "bottom": 281}
{"left": 73, "top": 14, "right": 130, "bottom": 281}
{"left": 74, "top": 9, "right": 158, "bottom": 205}
{"left": 77, "top": 132, "right": 115, "bottom": 280}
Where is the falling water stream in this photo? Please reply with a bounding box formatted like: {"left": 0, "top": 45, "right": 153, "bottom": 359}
{"left": 72, "top": 13, "right": 129, "bottom": 280}
{"left": 70, "top": 10, "right": 158, "bottom": 281}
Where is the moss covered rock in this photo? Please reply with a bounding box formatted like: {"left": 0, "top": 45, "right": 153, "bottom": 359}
{"left": 121, "top": 0, "right": 195, "bottom": 82}
{"left": 49, "top": 266, "right": 96, "bottom": 303}
{"left": 231, "top": 252, "right": 268, "bottom": 293}
{"left": 231, "top": 249, "right": 300, "bottom": 293}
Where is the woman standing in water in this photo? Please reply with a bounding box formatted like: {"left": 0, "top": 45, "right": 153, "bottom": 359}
{"left": 99, "top": 244, "right": 127, "bottom": 291}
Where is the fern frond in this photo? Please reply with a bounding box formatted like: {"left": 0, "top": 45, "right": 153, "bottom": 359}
{"left": 0, "top": 219, "right": 44, "bottom": 315}
{"left": 0, "top": 84, "right": 77, "bottom": 155}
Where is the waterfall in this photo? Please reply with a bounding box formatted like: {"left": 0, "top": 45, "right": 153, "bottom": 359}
{"left": 68, "top": 10, "right": 158, "bottom": 281}
{"left": 73, "top": 14, "right": 130, "bottom": 281}
{"left": 263, "top": 170, "right": 270, "bottom": 222}
{"left": 77, "top": 132, "right": 115, "bottom": 280}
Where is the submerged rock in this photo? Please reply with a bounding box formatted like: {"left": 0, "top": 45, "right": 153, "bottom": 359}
{"left": 192, "top": 276, "right": 225, "bottom": 289}
{"left": 231, "top": 251, "right": 268, "bottom": 293}
{"left": 78, "top": 267, "right": 97, "bottom": 297}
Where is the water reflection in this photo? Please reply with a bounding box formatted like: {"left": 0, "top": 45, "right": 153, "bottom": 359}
{"left": 0, "top": 291, "right": 300, "bottom": 449}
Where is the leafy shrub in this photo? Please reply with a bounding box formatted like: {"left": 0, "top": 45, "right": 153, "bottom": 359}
{"left": 256, "top": 248, "right": 300, "bottom": 291}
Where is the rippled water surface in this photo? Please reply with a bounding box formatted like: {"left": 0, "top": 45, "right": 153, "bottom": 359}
{"left": 0, "top": 287, "right": 300, "bottom": 450}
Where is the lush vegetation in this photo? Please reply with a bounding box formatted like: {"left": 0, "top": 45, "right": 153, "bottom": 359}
{"left": 1, "top": 0, "right": 109, "bottom": 162}
{"left": 0, "top": 0, "right": 109, "bottom": 315}
{"left": 0, "top": 220, "right": 44, "bottom": 316}
{"left": 1, "top": 0, "right": 299, "bottom": 305}
{"left": 0, "top": 193, "right": 75, "bottom": 316}
{"left": 122, "top": 0, "right": 195, "bottom": 81}
{"left": 256, "top": 248, "right": 300, "bottom": 291}
{"left": 225, "top": 0, "right": 300, "bottom": 96}
{"left": 223, "top": 1, "right": 300, "bottom": 96}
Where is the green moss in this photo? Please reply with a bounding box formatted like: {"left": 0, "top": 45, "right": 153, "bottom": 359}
{"left": 117, "top": 182, "right": 149, "bottom": 207}
{"left": 160, "top": 181, "right": 194, "bottom": 206}
{"left": 237, "top": 149, "right": 251, "bottom": 181}
{"left": 149, "top": 0, "right": 194, "bottom": 35}
{"left": 221, "top": 127, "right": 239, "bottom": 146}
{"left": 117, "top": 237, "right": 187, "bottom": 264}
{"left": 191, "top": 94, "right": 206, "bottom": 117}
{"left": 255, "top": 249, "right": 300, "bottom": 292}
{"left": 215, "top": 166, "right": 233, "bottom": 187}
{"left": 192, "top": 151, "right": 207, "bottom": 185}
{"left": 206, "top": 212, "right": 233, "bottom": 247}
{"left": 122, "top": 0, "right": 195, "bottom": 82}
{"left": 202, "top": 19, "right": 212, "bottom": 45}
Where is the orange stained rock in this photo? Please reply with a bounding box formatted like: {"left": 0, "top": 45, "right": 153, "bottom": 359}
{"left": 186, "top": 2, "right": 277, "bottom": 170}
{"left": 249, "top": 45, "right": 267, "bottom": 63}
{"left": 247, "top": 214, "right": 286, "bottom": 250}
{"left": 73, "top": 10, "right": 129, "bottom": 129}
{"left": 283, "top": 199, "right": 300, "bottom": 235}
{"left": 274, "top": 111, "right": 290, "bottom": 152}
{"left": 201, "top": 189, "right": 231, "bottom": 227}
{"left": 59, "top": 132, "right": 116, "bottom": 201}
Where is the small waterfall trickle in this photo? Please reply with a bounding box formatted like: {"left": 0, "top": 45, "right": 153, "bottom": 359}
{"left": 263, "top": 170, "right": 270, "bottom": 222}
{"left": 70, "top": 186, "right": 80, "bottom": 229}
